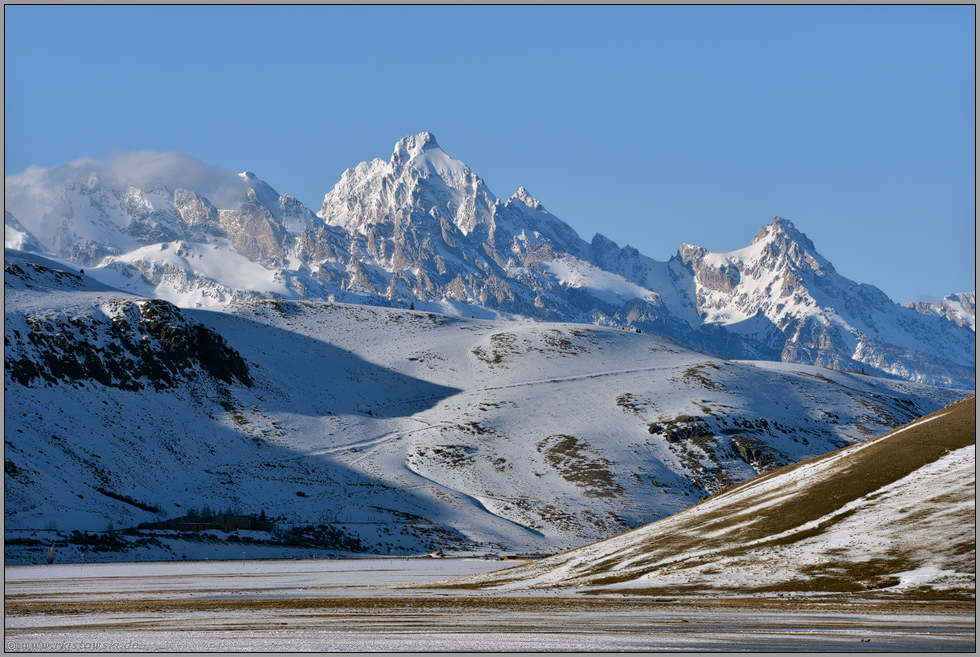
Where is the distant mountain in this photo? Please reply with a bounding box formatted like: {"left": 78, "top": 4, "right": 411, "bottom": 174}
{"left": 904, "top": 292, "right": 976, "bottom": 331}
{"left": 4, "top": 134, "right": 974, "bottom": 388}
{"left": 4, "top": 249, "right": 967, "bottom": 561}
{"left": 459, "top": 396, "right": 975, "bottom": 597}
{"left": 4, "top": 211, "right": 44, "bottom": 253}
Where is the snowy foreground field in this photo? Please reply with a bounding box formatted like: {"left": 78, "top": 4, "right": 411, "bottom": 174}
{"left": 5, "top": 558, "right": 975, "bottom": 652}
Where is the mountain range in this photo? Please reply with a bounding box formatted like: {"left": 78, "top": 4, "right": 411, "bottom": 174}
{"left": 5, "top": 132, "right": 975, "bottom": 389}
{"left": 3, "top": 133, "right": 975, "bottom": 562}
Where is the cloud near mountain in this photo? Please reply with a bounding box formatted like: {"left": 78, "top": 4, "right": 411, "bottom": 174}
{"left": 4, "top": 151, "right": 251, "bottom": 223}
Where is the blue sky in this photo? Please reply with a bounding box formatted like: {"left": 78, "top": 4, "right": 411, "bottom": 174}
{"left": 4, "top": 5, "right": 975, "bottom": 302}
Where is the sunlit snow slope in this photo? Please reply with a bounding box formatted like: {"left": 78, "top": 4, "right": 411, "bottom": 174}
{"left": 5, "top": 250, "right": 970, "bottom": 561}
{"left": 464, "top": 396, "right": 975, "bottom": 596}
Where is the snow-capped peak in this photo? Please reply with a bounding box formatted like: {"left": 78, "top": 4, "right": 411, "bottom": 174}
{"left": 511, "top": 187, "right": 547, "bottom": 213}
{"left": 905, "top": 292, "right": 976, "bottom": 332}
{"left": 235, "top": 172, "right": 283, "bottom": 219}
{"left": 390, "top": 131, "right": 471, "bottom": 180}
{"left": 320, "top": 133, "right": 497, "bottom": 235}
{"left": 392, "top": 132, "right": 440, "bottom": 159}
{"left": 751, "top": 216, "right": 808, "bottom": 246}
{"left": 741, "top": 216, "right": 831, "bottom": 275}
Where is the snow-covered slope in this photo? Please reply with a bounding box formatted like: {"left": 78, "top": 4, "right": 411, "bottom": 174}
{"left": 4, "top": 134, "right": 974, "bottom": 389}
{"left": 459, "top": 395, "right": 975, "bottom": 597}
{"left": 4, "top": 250, "right": 969, "bottom": 561}
{"left": 4, "top": 211, "right": 45, "bottom": 253}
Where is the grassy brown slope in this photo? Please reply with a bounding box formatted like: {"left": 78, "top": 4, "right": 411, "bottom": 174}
{"left": 461, "top": 395, "right": 975, "bottom": 591}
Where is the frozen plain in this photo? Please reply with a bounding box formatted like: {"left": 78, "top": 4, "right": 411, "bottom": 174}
{"left": 5, "top": 558, "right": 975, "bottom": 652}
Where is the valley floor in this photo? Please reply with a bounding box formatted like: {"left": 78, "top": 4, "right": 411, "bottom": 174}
{"left": 5, "top": 559, "right": 974, "bottom": 652}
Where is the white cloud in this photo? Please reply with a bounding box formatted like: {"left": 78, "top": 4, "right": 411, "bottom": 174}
{"left": 101, "top": 151, "right": 251, "bottom": 208}
{"left": 4, "top": 151, "right": 253, "bottom": 230}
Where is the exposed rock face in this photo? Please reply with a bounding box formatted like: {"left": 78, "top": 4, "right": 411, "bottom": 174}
{"left": 174, "top": 188, "right": 224, "bottom": 237}
{"left": 122, "top": 184, "right": 186, "bottom": 244}
{"left": 4, "top": 260, "right": 250, "bottom": 390}
{"left": 65, "top": 241, "right": 120, "bottom": 268}
{"left": 730, "top": 434, "right": 785, "bottom": 472}
{"left": 678, "top": 244, "right": 741, "bottom": 296}
{"left": 218, "top": 200, "right": 288, "bottom": 266}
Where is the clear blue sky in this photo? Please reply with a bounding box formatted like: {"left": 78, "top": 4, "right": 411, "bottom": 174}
{"left": 4, "top": 5, "right": 975, "bottom": 303}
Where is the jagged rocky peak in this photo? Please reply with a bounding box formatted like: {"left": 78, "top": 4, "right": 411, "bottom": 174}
{"left": 173, "top": 188, "right": 219, "bottom": 227}
{"left": 592, "top": 233, "right": 637, "bottom": 266}
{"left": 391, "top": 131, "right": 441, "bottom": 163}
{"left": 119, "top": 184, "right": 188, "bottom": 244}
{"left": 120, "top": 185, "right": 152, "bottom": 212}
{"left": 320, "top": 132, "right": 497, "bottom": 236}
{"left": 751, "top": 216, "right": 817, "bottom": 246}
{"left": 118, "top": 184, "right": 176, "bottom": 222}
{"left": 235, "top": 172, "right": 284, "bottom": 220}
{"left": 279, "top": 193, "right": 321, "bottom": 234}
{"left": 749, "top": 216, "right": 832, "bottom": 274}
{"left": 121, "top": 181, "right": 171, "bottom": 202}
{"left": 511, "top": 187, "right": 547, "bottom": 212}
{"left": 389, "top": 132, "right": 473, "bottom": 181}
{"left": 677, "top": 242, "right": 707, "bottom": 263}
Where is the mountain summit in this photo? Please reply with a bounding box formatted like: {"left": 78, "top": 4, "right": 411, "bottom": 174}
{"left": 4, "top": 135, "right": 975, "bottom": 388}
{"left": 391, "top": 131, "right": 445, "bottom": 164}
{"left": 320, "top": 131, "right": 497, "bottom": 236}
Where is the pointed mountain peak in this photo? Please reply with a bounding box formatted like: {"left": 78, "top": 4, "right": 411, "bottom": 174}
{"left": 391, "top": 132, "right": 446, "bottom": 166}
{"left": 322, "top": 134, "right": 495, "bottom": 234}
{"left": 751, "top": 215, "right": 820, "bottom": 251}
{"left": 746, "top": 216, "right": 834, "bottom": 278}
{"left": 387, "top": 132, "right": 473, "bottom": 180}
{"left": 510, "top": 187, "right": 547, "bottom": 212}
{"left": 231, "top": 171, "right": 286, "bottom": 219}
{"left": 396, "top": 131, "right": 439, "bottom": 154}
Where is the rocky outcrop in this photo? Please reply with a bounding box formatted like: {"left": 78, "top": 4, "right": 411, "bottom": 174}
{"left": 730, "top": 434, "right": 785, "bottom": 472}
{"left": 4, "top": 260, "right": 250, "bottom": 391}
